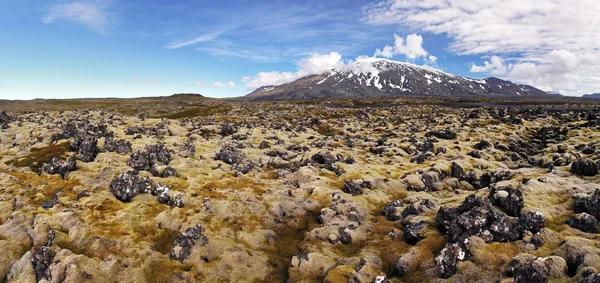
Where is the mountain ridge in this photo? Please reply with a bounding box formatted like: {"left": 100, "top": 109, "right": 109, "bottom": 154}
{"left": 245, "top": 58, "right": 558, "bottom": 100}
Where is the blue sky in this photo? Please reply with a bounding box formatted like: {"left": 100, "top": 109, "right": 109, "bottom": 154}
{"left": 1, "top": 0, "right": 598, "bottom": 99}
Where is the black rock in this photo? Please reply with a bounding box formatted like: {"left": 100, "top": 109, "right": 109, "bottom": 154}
{"left": 259, "top": 140, "right": 271, "bottom": 149}
{"left": 571, "top": 159, "right": 599, "bottom": 176}
{"left": 109, "top": 170, "right": 152, "bottom": 202}
{"left": 156, "top": 183, "right": 171, "bottom": 204}
{"left": 31, "top": 246, "right": 55, "bottom": 282}
{"left": 451, "top": 162, "right": 465, "bottom": 179}
{"left": 42, "top": 155, "right": 76, "bottom": 179}
{"left": 575, "top": 189, "right": 600, "bottom": 219}
{"left": 311, "top": 152, "right": 337, "bottom": 165}
{"left": 71, "top": 135, "right": 99, "bottom": 162}
{"left": 145, "top": 143, "right": 172, "bottom": 165}
{"left": 435, "top": 242, "right": 466, "bottom": 279}
{"left": 104, "top": 137, "right": 132, "bottom": 154}
{"left": 508, "top": 256, "right": 551, "bottom": 283}
{"left": 168, "top": 194, "right": 185, "bottom": 208}
{"left": 161, "top": 166, "right": 178, "bottom": 178}
{"left": 404, "top": 219, "right": 429, "bottom": 245}
{"left": 427, "top": 129, "right": 457, "bottom": 140}
{"left": 220, "top": 123, "right": 238, "bottom": 137}
{"left": 519, "top": 210, "right": 546, "bottom": 234}
{"left": 567, "top": 213, "right": 598, "bottom": 233}
{"left": 401, "top": 199, "right": 435, "bottom": 220}
{"left": 128, "top": 151, "right": 153, "bottom": 171}
{"left": 581, "top": 273, "right": 600, "bottom": 283}
{"left": 41, "top": 191, "right": 60, "bottom": 210}
{"left": 170, "top": 224, "right": 208, "bottom": 263}
{"left": 382, "top": 200, "right": 404, "bottom": 221}
{"left": 475, "top": 139, "right": 492, "bottom": 150}
{"left": 215, "top": 146, "right": 245, "bottom": 165}
{"left": 342, "top": 180, "right": 370, "bottom": 196}
{"left": 489, "top": 185, "right": 524, "bottom": 216}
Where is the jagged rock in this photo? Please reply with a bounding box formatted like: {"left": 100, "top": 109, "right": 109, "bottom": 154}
{"left": 519, "top": 210, "right": 546, "bottom": 234}
{"left": 41, "top": 191, "right": 60, "bottom": 210}
{"left": 259, "top": 140, "right": 271, "bottom": 149}
{"left": 489, "top": 185, "right": 524, "bottom": 216}
{"left": 574, "top": 189, "right": 600, "bottom": 219}
{"left": 161, "top": 166, "right": 178, "bottom": 178}
{"left": 567, "top": 213, "right": 598, "bottom": 233}
{"left": 170, "top": 224, "right": 208, "bottom": 263}
{"left": 342, "top": 179, "right": 371, "bottom": 196}
{"left": 370, "top": 146, "right": 386, "bottom": 155}
{"left": 427, "top": 129, "right": 457, "bottom": 140}
{"left": 156, "top": 183, "right": 171, "bottom": 204}
{"left": 145, "top": 143, "right": 172, "bottom": 165}
{"left": 31, "top": 246, "right": 55, "bottom": 282}
{"left": 401, "top": 199, "right": 435, "bottom": 221}
{"left": 382, "top": 200, "right": 403, "bottom": 221}
{"left": 404, "top": 219, "right": 429, "bottom": 244}
{"left": 109, "top": 170, "right": 152, "bottom": 202}
{"left": 128, "top": 151, "right": 153, "bottom": 171}
{"left": 311, "top": 152, "right": 336, "bottom": 165}
{"left": 71, "top": 134, "right": 99, "bottom": 162}
{"left": 168, "top": 194, "right": 185, "bottom": 208}
{"left": 475, "top": 139, "right": 492, "bottom": 150}
{"left": 42, "top": 155, "right": 76, "bottom": 179}
{"left": 507, "top": 255, "right": 554, "bottom": 283}
{"left": 582, "top": 273, "right": 600, "bottom": 283}
{"left": 571, "top": 159, "right": 599, "bottom": 176}
{"left": 451, "top": 162, "right": 465, "bottom": 179}
{"left": 179, "top": 141, "right": 196, "bottom": 158}
{"left": 104, "top": 137, "right": 132, "bottom": 154}
{"left": 436, "top": 242, "right": 468, "bottom": 279}
{"left": 220, "top": 123, "right": 238, "bottom": 136}
{"left": 215, "top": 145, "right": 245, "bottom": 165}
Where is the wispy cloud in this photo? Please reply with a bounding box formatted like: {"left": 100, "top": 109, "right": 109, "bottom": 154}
{"left": 165, "top": 25, "right": 241, "bottom": 49}
{"left": 213, "top": 81, "right": 236, "bottom": 88}
{"left": 42, "top": 1, "right": 111, "bottom": 34}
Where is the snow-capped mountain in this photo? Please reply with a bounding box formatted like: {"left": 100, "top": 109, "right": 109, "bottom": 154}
{"left": 245, "top": 58, "right": 556, "bottom": 100}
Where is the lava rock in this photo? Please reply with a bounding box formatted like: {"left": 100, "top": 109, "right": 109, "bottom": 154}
{"left": 404, "top": 219, "right": 429, "bottom": 244}
{"left": 575, "top": 189, "right": 600, "bottom": 220}
{"left": 507, "top": 256, "right": 552, "bottom": 283}
{"left": 451, "top": 162, "right": 465, "bottom": 179}
{"left": 109, "top": 170, "right": 152, "bottom": 202}
{"left": 168, "top": 194, "right": 185, "bottom": 208}
{"left": 161, "top": 166, "right": 178, "bottom": 178}
{"left": 156, "top": 183, "right": 171, "bottom": 204}
{"left": 567, "top": 213, "right": 598, "bottom": 233}
{"left": 571, "top": 159, "right": 599, "bottom": 176}
{"left": 104, "top": 137, "right": 132, "bottom": 154}
{"left": 31, "top": 246, "right": 55, "bottom": 282}
{"left": 71, "top": 134, "right": 99, "bottom": 162}
{"left": 401, "top": 199, "right": 435, "bottom": 220}
{"left": 519, "top": 210, "right": 546, "bottom": 234}
{"left": 215, "top": 145, "right": 245, "bottom": 165}
{"left": 311, "top": 152, "right": 337, "bottom": 165}
{"left": 427, "top": 129, "right": 457, "bottom": 140}
{"left": 179, "top": 141, "right": 196, "bottom": 158}
{"left": 475, "top": 139, "right": 492, "bottom": 150}
{"left": 489, "top": 185, "right": 524, "bottom": 216}
{"left": 220, "top": 123, "right": 238, "bottom": 137}
{"left": 382, "top": 200, "right": 404, "bottom": 221}
{"left": 436, "top": 242, "right": 467, "bottom": 279}
{"left": 342, "top": 179, "right": 371, "bottom": 196}
{"left": 128, "top": 151, "right": 153, "bottom": 171}
{"left": 41, "top": 155, "right": 76, "bottom": 179}
{"left": 170, "top": 224, "right": 208, "bottom": 263}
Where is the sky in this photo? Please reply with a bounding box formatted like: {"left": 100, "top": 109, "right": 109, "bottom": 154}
{"left": 1, "top": 0, "right": 599, "bottom": 99}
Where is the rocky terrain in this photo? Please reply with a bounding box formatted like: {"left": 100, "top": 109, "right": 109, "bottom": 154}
{"left": 1, "top": 97, "right": 600, "bottom": 282}
{"left": 245, "top": 58, "right": 556, "bottom": 100}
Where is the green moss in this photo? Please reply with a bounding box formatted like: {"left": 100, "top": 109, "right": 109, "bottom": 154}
{"left": 158, "top": 104, "right": 233, "bottom": 119}
{"left": 5, "top": 142, "right": 71, "bottom": 173}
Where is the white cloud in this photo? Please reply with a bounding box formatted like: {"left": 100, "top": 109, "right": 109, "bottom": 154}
{"left": 213, "top": 81, "right": 237, "bottom": 88}
{"left": 470, "top": 56, "right": 508, "bottom": 75}
{"left": 428, "top": 55, "right": 437, "bottom": 64}
{"left": 42, "top": 1, "right": 110, "bottom": 34}
{"left": 243, "top": 52, "right": 387, "bottom": 90}
{"left": 194, "top": 81, "right": 206, "bottom": 87}
{"left": 363, "top": 0, "right": 600, "bottom": 95}
{"left": 374, "top": 34, "right": 428, "bottom": 59}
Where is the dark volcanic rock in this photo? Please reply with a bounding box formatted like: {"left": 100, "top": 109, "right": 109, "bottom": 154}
{"left": 42, "top": 155, "right": 76, "bottom": 179}
{"left": 311, "top": 152, "right": 337, "bottom": 165}
{"left": 475, "top": 139, "right": 492, "bottom": 150}
{"left": 404, "top": 219, "right": 429, "bottom": 244}
{"left": 341, "top": 179, "right": 371, "bottom": 196}
{"left": 401, "top": 199, "right": 435, "bottom": 220}
{"left": 567, "top": 213, "right": 598, "bottom": 233}
{"left": 382, "top": 200, "right": 404, "bottom": 221}
{"left": 427, "top": 129, "right": 457, "bottom": 140}
{"left": 489, "top": 185, "right": 524, "bottom": 216}
{"left": 31, "top": 246, "right": 55, "bottom": 281}
{"left": 220, "top": 123, "right": 238, "bottom": 137}
{"left": 71, "top": 135, "right": 99, "bottom": 162}
{"left": 128, "top": 151, "right": 152, "bottom": 171}
{"left": 109, "top": 170, "right": 152, "bottom": 202}
{"left": 436, "top": 242, "right": 467, "bottom": 279}
{"left": 161, "top": 166, "right": 178, "bottom": 178}
{"left": 170, "top": 224, "right": 208, "bottom": 263}
{"left": 574, "top": 189, "right": 600, "bottom": 219}
{"left": 215, "top": 145, "right": 245, "bottom": 165}
{"left": 156, "top": 183, "right": 171, "bottom": 204}
{"left": 507, "top": 256, "right": 552, "bottom": 283}
{"left": 104, "top": 137, "right": 132, "bottom": 154}
{"left": 571, "top": 159, "right": 599, "bottom": 176}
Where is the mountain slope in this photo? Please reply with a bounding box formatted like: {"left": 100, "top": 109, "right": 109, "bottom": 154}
{"left": 245, "top": 58, "right": 557, "bottom": 100}
{"left": 583, "top": 93, "right": 600, "bottom": 99}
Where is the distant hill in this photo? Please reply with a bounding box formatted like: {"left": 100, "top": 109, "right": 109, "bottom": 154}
{"left": 169, "top": 93, "right": 205, "bottom": 99}
{"left": 245, "top": 58, "right": 559, "bottom": 100}
{"left": 583, "top": 93, "right": 600, "bottom": 99}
